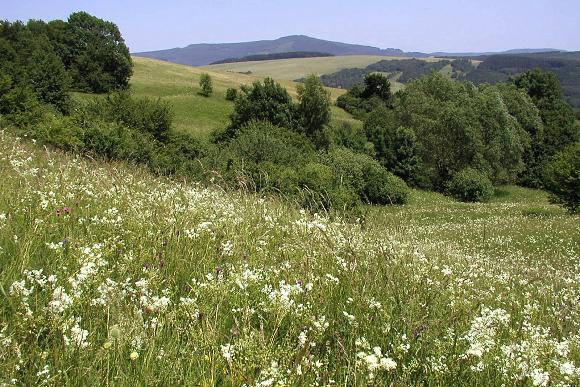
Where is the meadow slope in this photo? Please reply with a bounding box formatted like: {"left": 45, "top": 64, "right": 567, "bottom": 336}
{"left": 0, "top": 131, "right": 578, "bottom": 385}
{"left": 129, "top": 57, "right": 357, "bottom": 137}
{"left": 203, "top": 55, "right": 393, "bottom": 81}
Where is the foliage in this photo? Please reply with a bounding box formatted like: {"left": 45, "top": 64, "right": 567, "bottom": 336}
{"left": 222, "top": 77, "right": 299, "bottom": 140}
{"left": 321, "top": 147, "right": 409, "bottom": 205}
{"left": 542, "top": 142, "right": 580, "bottom": 213}
{"left": 326, "top": 121, "right": 370, "bottom": 154}
{"left": 362, "top": 160, "right": 410, "bottom": 205}
{"left": 86, "top": 92, "right": 174, "bottom": 142}
{"left": 364, "top": 108, "right": 427, "bottom": 188}
{"left": 360, "top": 73, "right": 392, "bottom": 101}
{"left": 64, "top": 12, "right": 133, "bottom": 92}
{"left": 335, "top": 74, "right": 392, "bottom": 119}
{"left": 365, "top": 73, "right": 533, "bottom": 191}
{"left": 225, "top": 87, "right": 237, "bottom": 101}
{"left": 199, "top": 73, "right": 213, "bottom": 97}
{"left": 446, "top": 168, "right": 494, "bottom": 202}
{"left": 514, "top": 70, "right": 579, "bottom": 156}
{"left": 321, "top": 58, "right": 450, "bottom": 89}
{"left": 297, "top": 75, "right": 331, "bottom": 142}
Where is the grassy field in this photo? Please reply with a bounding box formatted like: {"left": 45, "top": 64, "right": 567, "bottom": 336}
{"left": 129, "top": 57, "right": 356, "bottom": 137}
{"left": 1, "top": 131, "right": 578, "bottom": 385}
{"left": 204, "top": 55, "right": 390, "bottom": 81}
{"left": 203, "top": 55, "right": 449, "bottom": 81}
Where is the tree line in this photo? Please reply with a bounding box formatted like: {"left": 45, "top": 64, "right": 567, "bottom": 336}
{"left": 1, "top": 11, "right": 132, "bottom": 120}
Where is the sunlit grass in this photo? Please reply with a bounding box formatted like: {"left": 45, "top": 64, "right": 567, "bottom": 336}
{"left": 1, "top": 132, "right": 578, "bottom": 385}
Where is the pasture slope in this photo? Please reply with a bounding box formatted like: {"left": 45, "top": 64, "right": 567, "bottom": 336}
{"left": 0, "top": 125, "right": 578, "bottom": 384}
{"left": 129, "top": 57, "right": 356, "bottom": 137}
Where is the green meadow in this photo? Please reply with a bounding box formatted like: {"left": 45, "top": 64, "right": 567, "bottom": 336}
{"left": 128, "top": 57, "right": 358, "bottom": 137}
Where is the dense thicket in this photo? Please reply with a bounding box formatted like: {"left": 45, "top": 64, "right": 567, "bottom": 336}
{"left": 336, "top": 73, "right": 392, "bottom": 119}
{"left": 213, "top": 76, "right": 409, "bottom": 210}
{"left": 542, "top": 142, "right": 579, "bottom": 213}
{"left": 0, "top": 12, "right": 132, "bottom": 99}
{"left": 363, "top": 73, "right": 535, "bottom": 192}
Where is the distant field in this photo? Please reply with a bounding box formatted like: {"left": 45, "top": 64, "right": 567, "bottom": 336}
{"left": 129, "top": 57, "right": 355, "bottom": 137}
{"left": 203, "top": 55, "right": 444, "bottom": 81}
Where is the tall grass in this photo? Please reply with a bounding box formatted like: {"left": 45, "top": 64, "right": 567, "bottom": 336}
{"left": 0, "top": 132, "right": 578, "bottom": 385}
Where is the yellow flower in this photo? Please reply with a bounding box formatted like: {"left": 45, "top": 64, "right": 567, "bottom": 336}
{"left": 130, "top": 351, "right": 139, "bottom": 361}
{"left": 103, "top": 341, "right": 112, "bottom": 350}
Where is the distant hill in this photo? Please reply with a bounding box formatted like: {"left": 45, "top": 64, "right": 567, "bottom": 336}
{"left": 432, "top": 48, "right": 565, "bottom": 57}
{"left": 463, "top": 51, "right": 580, "bottom": 108}
{"left": 133, "top": 35, "right": 407, "bottom": 66}
{"left": 134, "top": 35, "right": 567, "bottom": 66}
{"left": 210, "top": 51, "right": 334, "bottom": 65}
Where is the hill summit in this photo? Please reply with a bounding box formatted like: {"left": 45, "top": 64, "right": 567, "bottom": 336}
{"left": 133, "top": 35, "right": 408, "bottom": 66}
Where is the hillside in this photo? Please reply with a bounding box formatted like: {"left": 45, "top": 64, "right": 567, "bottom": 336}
{"left": 2, "top": 129, "right": 579, "bottom": 385}
{"left": 204, "top": 55, "right": 442, "bottom": 82}
{"left": 210, "top": 51, "right": 334, "bottom": 65}
{"left": 126, "top": 57, "right": 355, "bottom": 137}
{"left": 318, "top": 58, "right": 453, "bottom": 90}
{"left": 464, "top": 52, "right": 580, "bottom": 108}
{"left": 133, "top": 35, "right": 407, "bottom": 66}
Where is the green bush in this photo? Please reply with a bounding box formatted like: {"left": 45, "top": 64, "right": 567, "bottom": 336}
{"left": 298, "top": 162, "right": 360, "bottom": 211}
{"left": 86, "top": 92, "right": 173, "bottom": 142}
{"left": 321, "top": 147, "right": 409, "bottom": 205}
{"left": 199, "top": 73, "right": 212, "bottom": 97}
{"left": 327, "top": 122, "right": 370, "bottom": 154}
{"left": 446, "top": 168, "right": 494, "bottom": 202}
{"left": 224, "top": 121, "right": 315, "bottom": 166}
{"left": 362, "top": 161, "right": 410, "bottom": 205}
{"left": 321, "top": 147, "right": 366, "bottom": 194}
{"left": 149, "top": 131, "right": 211, "bottom": 178}
{"left": 225, "top": 87, "right": 237, "bottom": 101}
{"left": 542, "top": 142, "right": 579, "bottom": 213}
{"left": 223, "top": 78, "right": 299, "bottom": 140}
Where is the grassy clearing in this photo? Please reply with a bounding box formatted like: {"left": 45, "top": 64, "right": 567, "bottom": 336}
{"left": 1, "top": 132, "right": 578, "bottom": 385}
{"left": 128, "top": 57, "right": 354, "bottom": 137}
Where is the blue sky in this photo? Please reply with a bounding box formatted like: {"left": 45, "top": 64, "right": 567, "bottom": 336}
{"left": 3, "top": 0, "right": 579, "bottom": 53}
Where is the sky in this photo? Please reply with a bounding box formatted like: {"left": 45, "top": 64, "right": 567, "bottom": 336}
{"left": 3, "top": 0, "right": 579, "bottom": 53}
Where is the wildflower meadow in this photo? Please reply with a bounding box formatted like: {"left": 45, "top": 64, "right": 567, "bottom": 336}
{"left": 0, "top": 131, "right": 578, "bottom": 385}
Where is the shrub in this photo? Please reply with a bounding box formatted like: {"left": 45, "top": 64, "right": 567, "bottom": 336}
{"left": 321, "top": 147, "right": 366, "bottom": 194}
{"left": 542, "top": 142, "right": 579, "bottom": 213}
{"left": 327, "top": 122, "right": 370, "bottom": 154}
{"left": 150, "top": 131, "right": 211, "bottom": 178}
{"left": 297, "top": 75, "right": 331, "bottom": 141}
{"left": 225, "top": 78, "right": 299, "bottom": 139}
{"left": 199, "top": 73, "right": 212, "bottom": 97}
{"left": 362, "top": 161, "right": 410, "bottom": 205}
{"left": 298, "top": 162, "right": 360, "bottom": 211}
{"left": 446, "top": 168, "right": 494, "bottom": 202}
{"left": 321, "top": 147, "right": 409, "bottom": 205}
{"left": 225, "top": 87, "right": 237, "bottom": 101}
{"left": 224, "top": 121, "right": 316, "bottom": 167}
{"left": 221, "top": 121, "right": 316, "bottom": 191}
{"left": 86, "top": 92, "right": 173, "bottom": 142}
